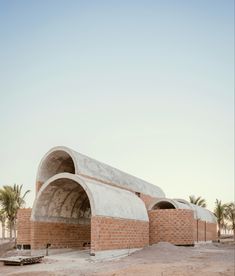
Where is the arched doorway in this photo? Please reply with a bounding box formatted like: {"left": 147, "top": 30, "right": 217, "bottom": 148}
{"left": 31, "top": 176, "right": 92, "bottom": 250}
{"left": 152, "top": 201, "right": 176, "bottom": 210}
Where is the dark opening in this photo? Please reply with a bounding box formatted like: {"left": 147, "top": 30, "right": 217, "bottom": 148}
{"left": 153, "top": 201, "right": 176, "bottom": 209}
{"left": 17, "top": 244, "right": 31, "bottom": 250}
{"left": 23, "top": 244, "right": 31, "bottom": 250}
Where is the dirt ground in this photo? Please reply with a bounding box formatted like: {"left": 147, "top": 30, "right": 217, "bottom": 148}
{"left": 0, "top": 242, "right": 234, "bottom": 276}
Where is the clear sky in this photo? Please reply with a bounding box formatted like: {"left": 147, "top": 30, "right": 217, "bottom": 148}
{"left": 0, "top": 0, "right": 234, "bottom": 212}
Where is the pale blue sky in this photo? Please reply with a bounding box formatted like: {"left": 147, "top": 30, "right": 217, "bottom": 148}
{"left": 0, "top": 0, "right": 234, "bottom": 211}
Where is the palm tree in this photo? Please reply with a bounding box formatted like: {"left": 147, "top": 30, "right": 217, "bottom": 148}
{"left": 189, "top": 195, "right": 207, "bottom": 207}
{"left": 214, "top": 199, "right": 226, "bottom": 241}
{"left": 221, "top": 220, "right": 228, "bottom": 235}
{"left": 0, "top": 184, "right": 30, "bottom": 238}
{"left": 224, "top": 202, "right": 235, "bottom": 240}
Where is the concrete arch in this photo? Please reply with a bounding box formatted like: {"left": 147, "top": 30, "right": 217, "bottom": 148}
{"left": 148, "top": 198, "right": 216, "bottom": 223}
{"left": 36, "top": 146, "right": 165, "bottom": 198}
{"left": 174, "top": 198, "right": 216, "bottom": 222}
{"left": 32, "top": 173, "right": 149, "bottom": 223}
{"left": 36, "top": 146, "right": 78, "bottom": 185}
{"left": 31, "top": 173, "right": 95, "bottom": 224}
{"left": 148, "top": 198, "right": 178, "bottom": 210}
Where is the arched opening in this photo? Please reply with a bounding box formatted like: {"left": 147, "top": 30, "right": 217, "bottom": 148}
{"left": 37, "top": 150, "right": 76, "bottom": 184}
{"left": 32, "top": 177, "right": 91, "bottom": 250}
{"left": 152, "top": 201, "right": 176, "bottom": 209}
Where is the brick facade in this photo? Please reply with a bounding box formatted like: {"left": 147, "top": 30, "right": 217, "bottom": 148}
{"left": 31, "top": 221, "right": 90, "bottom": 249}
{"left": 91, "top": 216, "right": 149, "bottom": 252}
{"left": 197, "top": 220, "right": 206, "bottom": 242}
{"left": 17, "top": 208, "right": 217, "bottom": 251}
{"left": 139, "top": 194, "right": 155, "bottom": 207}
{"left": 149, "top": 209, "right": 194, "bottom": 245}
{"left": 206, "top": 222, "right": 217, "bottom": 241}
{"left": 17, "top": 208, "right": 32, "bottom": 246}
{"left": 193, "top": 219, "right": 217, "bottom": 242}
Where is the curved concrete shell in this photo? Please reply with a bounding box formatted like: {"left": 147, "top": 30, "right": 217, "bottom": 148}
{"left": 36, "top": 146, "right": 165, "bottom": 198}
{"left": 32, "top": 173, "right": 149, "bottom": 223}
{"left": 148, "top": 198, "right": 216, "bottom": 223}
{"left": 148, "top": 198, "right": 179, "bottom": 209}
{"left": 174, "top": 198, "right": 217, "bottom": 223}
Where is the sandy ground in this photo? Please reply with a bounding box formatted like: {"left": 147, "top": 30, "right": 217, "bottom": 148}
{"left": 0, "top": 242, "right": 234, "bottom": 276}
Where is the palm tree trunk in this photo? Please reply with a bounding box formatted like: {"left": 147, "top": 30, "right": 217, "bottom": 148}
{"left": 9, "top": 220, "right": 13, "bottom": 239}
{"left": 13, "top": 221, "right": 17, "bottom": 247}
{"left": 2, "top": 220, "right": 5, "bottom": 239}
{"left": 218, "top": 223, "right": 221, "bottom": 242}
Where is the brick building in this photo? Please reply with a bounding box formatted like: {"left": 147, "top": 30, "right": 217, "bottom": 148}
{"left": 17, "top": 146, "right": 217, "bottom": 254}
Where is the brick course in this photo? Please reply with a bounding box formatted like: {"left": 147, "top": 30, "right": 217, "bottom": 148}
{"left": 17, "top": 208, "right": 217, "bottom": 251}
{"left": 31, "top": 221, "right": 90, "bottom": 249}
{"left": 17, "top": 208, "right": 32, "bottom": 246}
{"left": 206, "top": 222, "right": 217, "bottom": 241}
{"left": 193, "top": 220, "right": 217, "bottom": 242}
{"left": 91, "top": 216, "right": 149, "bottom": 252}
{"left": 139, "top": 194, "right": 156, "bottom": 207}
{"left": 149, "top": 209, "right": 194, "bottom": 245}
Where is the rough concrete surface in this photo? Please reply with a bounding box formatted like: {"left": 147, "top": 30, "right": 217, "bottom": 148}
{"left": 36, "top": 146, "right": 165, "bottom": 198}
{"left": 0, "top": 242, "right": 234, "bottom": 276}
{"left": 32, "top": 173, "right": 149, "bottom": 223}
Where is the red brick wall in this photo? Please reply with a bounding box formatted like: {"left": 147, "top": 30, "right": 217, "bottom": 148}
{"left": 198, "top": 220, "right": 206, "bottom": 241}
{"left": 139, "top": 194, "right": 156, "bottom": 207}
{"left": 193, "top": 219, "right": 197, "bottom": 241}
{"left": 91, "top": 216, "right": 149, "bottom": 252}
{"left": 193, "top": 220, "right": 217, "bottom": 242}
{"left": 206, "top": 222, "right": 217, "bottom": 241}
{"left": 31, "top": 221, "right": 91, "bottom": 249}
{"left": 149, "top": 209, "right": 194, "bottom": 245}
{"left": 17, "top": 208, "right": 32, "bottom": 245}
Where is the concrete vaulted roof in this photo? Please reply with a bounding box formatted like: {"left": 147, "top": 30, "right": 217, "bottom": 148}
{"left": 174, "top": 198, "right": 217, "bottom": 223}
{"left": 32, "top": 173, "right": 149, "bottom": 222}
{"left": 148, "top": 198, "right": 217, "bottom": 223}
{"left": 36, "top": 146, "right": 165, "bottom": 198}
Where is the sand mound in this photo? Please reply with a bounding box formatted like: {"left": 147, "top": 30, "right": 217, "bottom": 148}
{"left": 152, "top": 242, "right": 178, "bottom": 250}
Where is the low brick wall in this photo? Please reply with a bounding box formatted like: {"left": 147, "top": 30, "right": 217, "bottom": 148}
{"left": 206, "top": 222, "right": 217, "bottom": 241}
{"left": 198, "top": 220, "right": 206, "bottom": 241}
{"left": 17, "top": 207, "right": 217, "bottom": 251}
{"left": 149, "top": 209, "right": 194, "bottom": 245}
{"left": 193, "top": 220, "right": 217, "bottom": 242}
{"left": 91, "top": 216, "right": 149, "bottom": 252}
{"left": 17, "top": 210, "right": 149, "bottom": 252}
{"left": 17, "top": 208, "right": 32, "bottom": 246}
{"left": 31, "top": 221, "right": 91, "bottom": 249}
